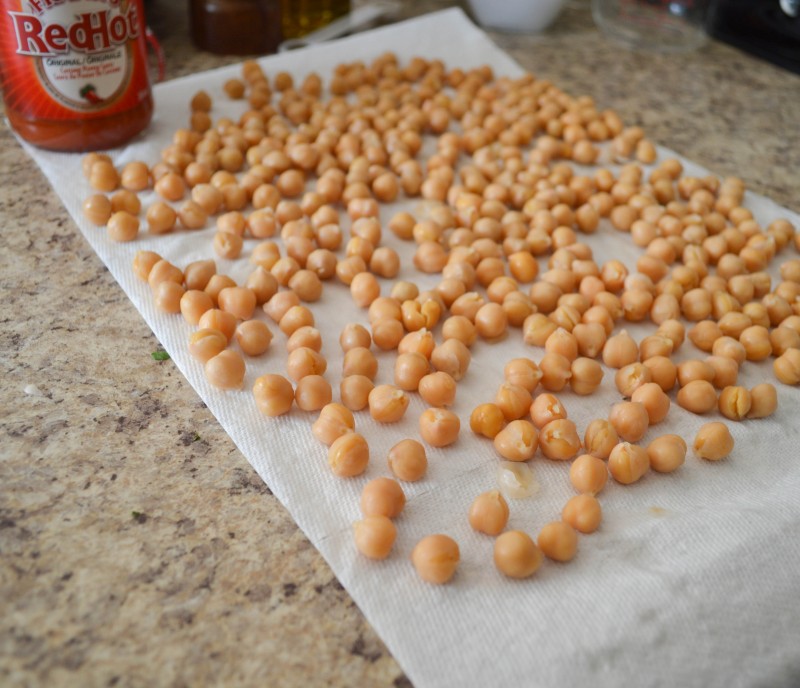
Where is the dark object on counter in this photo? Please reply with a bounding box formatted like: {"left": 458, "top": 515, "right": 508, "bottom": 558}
{"left": 281, "top": 0, "right": 351, "bottom": 39}
{"left": 707, "top": 0, "right": 800, "bottom": 74}
{"left": 190, "top": 0, "right": 283, "bottom": 55}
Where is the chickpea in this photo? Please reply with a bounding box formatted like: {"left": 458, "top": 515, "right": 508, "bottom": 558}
{"left": 747, "top": 383, "right": 777, "bottom": 418}
{"left": 677, "top": 380, "right": 718, "bottom": 414}
{"left": 294, "top": 375, "right": 332, "bottom": 411}
{"left": 474, "top": 302, "right": 508, "bottom": 341}
{"left": 418, "top": 371, "right": 456, "bottom": 407}
{"left": 646, "top": 434, "right": 687, "bottom": 473}
{"left": 677, "top": 359, "right": 715, "bottom": 387}
{"left": 286, "top": 346, "right": 326, "bottom": 382}
{"left": 494, "top": 383, "right": 533, "bottom": 422}
{"left": 339, "top": 323, "right": 371, "bottom": 352}
{"left": 264, "top": 290, "right": 300, "bottom": 323}
{"left": 371, "top": 318, "right": 404, "bottom": 351}
{"left": 312, "top": 403, "right": 355, "bottom": 446}
{"left": 583, "top": 419, "right": 619, "bottom": 459}
{"left": 739, "top": 325, "right": 772, "bottom": 361}
{"left": 89, "top": 159, "right": 119, "bottom": 191}
{"left": 770, "top": 326, "right": 800, "bottom": 357}
{"left": 411, "top": 534, "right": 460, "bottom": 584}
{"left": 189, "top": 329, "right": 227, "bottom": 363}
{"left": 493, "top": 530, "right": 543, "bottom": 579}
{"left": 570, "top": 357, "right": 603, "bottom": 395}
{"left": 538, "top": 353, "right": 572, "bottom": 392}
{"left": 469, "top": 403, "right": 506, "bottom": 439}
{"left": 693, "top": 422, "right": 734, "bottom": 461}
{"left": 132, "top": 250, "right": 162, "bottom": 282}
{"left": 631, "top": 382, "right": 671, "bottom": 424}
{"left": 539, "top": 419, "right": 581, "bottom": 461}
{"left": 233, "top": 319, "right": 272, "bottom": 356}
{"left": 388, "top": 439, "right": 428, "bottom": 482}
{"left": 153, "top": 281, "right": 183, "bottom": 313}
{"left": 205, "top": 349, "right": 245, "bottom": 389}
{"left": 716, "top": 385, "right": 751, "bottom": 421}
{"left": 353, "top": 516, "right": 396, "bottom": 560}
{"left": 562, "top": 494, "right": 602, "bottom": 535}
{"left": 431, "top": 338, "right": 471, "bottom": 380}
{"left": 704, "top": 355, "right": 739, "bottom": 389}
{"left": 369, "top": 384, "right": 409, "bottom": 423}
{"left": 608, "top": 442, "right": 649, "bottom": 484}
{"left": 328, "top": 432, "right": 369, "bottom": 477}
{"left": 198, "top": 308, "right": 236, "bottom": 341}
{"left": 569, "top": 454, "right": 608, "bottom": 495}
{"left": 82, "top": 194, "right": 112, "bottom": 225}
{"left": 286, "top": 326, "right": 321, "bottom": 354}
{"left": 503, "top": 358, "right": 542, "bottom": 393}
{"left": 573, "top": 322, "right": 607, "bottom": 358}
{"left": 602, "top": 330, "right": 639, "bottom": 368}
{"left": 339, "top": 375, "right": 374, "bottom": 412}
{"left": 216, "top": 286, "right": 255, "bottom": 321}
{"left": 494, "top": 419, "right": 539, "bottom": 461}
{"left": 609, "top": 401, "right": 649, "bottom": 442}
{"left": 469, "top": 490, "right": 510, "bottom": 535}
{"left": 774, "top": 348, "right": 800, "bottom": 385}
{"left": 419, "top": 408, "right": 460, "bottom": 447}
{"left": 361, "top": 477, "right": 405, "bottom": 519}
{"left": 107, "top": 210, "right": 139, "bottom": 242}
{"left": 343, "top": 347, "right": 378, "bottom": 381}
{"left": 538, "top": 521, "right": 578, "bottom": 562}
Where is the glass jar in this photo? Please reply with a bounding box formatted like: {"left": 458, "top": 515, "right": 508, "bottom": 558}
{"left": 0, "top": 0, "right": 153, "bottom": 152}
{"left": 592, "top": 0, "right": 708, "bottom": 53}
{"left": 190, "top": 0, "right": 282, "bottom": 55}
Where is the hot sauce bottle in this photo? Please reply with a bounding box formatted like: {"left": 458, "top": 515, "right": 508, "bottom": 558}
{"left": 0, "top": 0, "right": 153, "bottom": 152}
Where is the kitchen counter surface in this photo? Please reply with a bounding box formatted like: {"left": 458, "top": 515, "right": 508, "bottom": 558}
{"left": 1, "top": 1, "right": 798, "bottom": 686}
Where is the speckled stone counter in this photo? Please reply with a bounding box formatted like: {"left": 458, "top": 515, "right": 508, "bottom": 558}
{"left": 1, "top": 1, "right": 798, "bottom": 686}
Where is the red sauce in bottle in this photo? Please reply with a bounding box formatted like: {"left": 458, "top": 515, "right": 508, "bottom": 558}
{"left": 0, "top": 0, "right": 153, "bottom": 152}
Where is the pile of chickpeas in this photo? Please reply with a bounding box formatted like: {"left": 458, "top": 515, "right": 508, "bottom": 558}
{"left": 80, "top": 52, "right": 799, "bottom": 584}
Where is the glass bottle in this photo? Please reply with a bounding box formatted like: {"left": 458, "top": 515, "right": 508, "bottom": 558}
{"left": 592, "top": 0, "right": 708, "bottom": 53}
{"left": 190, "top": 0, "right": 282, "bottom": 55}
{"left": 281, "top": 0, "right": 351, "bottom": 39}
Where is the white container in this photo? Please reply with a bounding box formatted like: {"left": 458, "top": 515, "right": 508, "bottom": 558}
{"left": 467, "top": 0, "right": 567, "bottom": 33}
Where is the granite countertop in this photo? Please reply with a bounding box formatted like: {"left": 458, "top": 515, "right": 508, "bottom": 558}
{"left": 1, "top": 1, "right": 798, "bottom": 686}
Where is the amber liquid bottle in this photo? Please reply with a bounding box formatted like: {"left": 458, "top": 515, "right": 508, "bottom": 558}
{"left": 190, "top": 0, "right": 283, "bottom": 55}
{"left": 281, "top": 0, "right": 351, "bottom": 38}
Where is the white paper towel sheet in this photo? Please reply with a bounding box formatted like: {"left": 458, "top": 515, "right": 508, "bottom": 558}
{"left": 18, "top": 9, "right": 800, "bottom": 687}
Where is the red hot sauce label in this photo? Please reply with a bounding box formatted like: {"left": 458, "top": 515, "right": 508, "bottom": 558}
{"left": 0, "top": 0, "right": 151, "bottom": 119}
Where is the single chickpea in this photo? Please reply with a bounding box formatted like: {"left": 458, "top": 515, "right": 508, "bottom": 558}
{"left": 602, "top": 330, "right": 639, "bottom": 368}
{"left": 234, "top": 319, "right": 272, "bottom": 356}
{"left": 343, "top": 347, "right": 378, "bottom": 380}
{"left": 263, "top": 290, "right": 300, "bottom": 323}
{"left": 573, "top": 322, "right": 607, "bottom": 359}
{"left": 286, "top": 346, "right": 326, "bottom": 381}
{"left": 132, "top": 250, "right": 162, "bottom": 282}
{"left": 218, "top": 286, "right": 256, "bottom": 321}
{"left": 369, "top": 385, "right": 409, "bottom": 423}
{"left": 608, "top": 442, "right": 649, "bottom": 484}
{"left": 339, "top": 375, "right": 374, "bottom": 412}
{"left": 494, "top": 419, "right": 539, "bottom": 462}
{"left": 615, "top": 362, "right": 652, "bottom": 398}
{"left": 468, "top": 490, "right": 510, "bottom": 535}
{"left": 361, "top": 477, "right": 405, "bottom": 519}
{"left": 154, "top": 281, "right": 184, "bottom": 313}
{"left": 339, "top": 323, "right": 371, "bottom": 352}
{"left": 642, "top": 356, "right": 677, "bottom": 392}
{"left": 529, "top": 392, "right": 567, "bottom": 429}
{"left": 286, "top": 326, "right": 321, "bottom": 354}
{"left": 739, "top": 325, "right": 772, "bottom": 361}
{"left": 474, "top": 302, "right": 508, "bottom": 341}
{"left": 538, "top": 353, "right": 572, "bottom": 392}
{"left": 693, "top": 422, "right": 734, "bottom": 461}
{"left": 418, "top": 371, "right": 456, "bottom": 407}
{"left": 538, "top": 521, "right": 578, "bottom": 562}
{"left": 677, "top": 359, "right": 716, "bottom": 387}
{"left": 774, "top": 348, "right": 800, "bottom": 385}
{"left": 677, "top": 380, "right": 718, "bottom": 414}
{"left": 583, "top": 419, "right": 619, "bottom": 459}
{"left": 747, "top": 383, "right": 777, "bottom": 418}
{"left": 311, "top": 403, "right": 355, "bottom": 446}
{"left": 328, "top": 432, "right": 369, "bottom": 477}
{"left": 539, "top": 418, "right": 581, "bottom": 461}
{"left": 493, "top": 530, "right": 544, "bottom": 579}
{"left": 419, "top": 408, "right": 460, "bottom": 447}
{"left": 353, "top": 516, "right": 396, "bottom": 560}
{"left": 107, "top": 210, "right": 139, "bottom": 242}
{"left": 253, "top": 374, "right": 294, "bottom": 417}
{"left": 294, "top": 375, "right": 332, "bottom": 412}
{"left": 705, "top": 355, "right": 739, "bottom": 389}
{"left": 570, "top": 358, "right": 603, "bottom": 395}
{"left": 609, "top": 401, "right": 650, "bottom": 442}
{"left": 717, "top": 386, "right": 751, "bottom": 421}
{"left": 562, "top": 495, "right": 602, "bottom": 534}
{"left": 387, "top": 439, "right": 427, "bottom": 482}
{"left": 198, "top": 308, "right": 237, "bottom": 341}
{"left": 504, "top": 358, "right": 542, "bottom": 393}
{"left": 569, "top": 453, "right": 608, "bottom": 495}
{"left": 646, "top": 434, "right": 687, "bottom": 473}
{"left": 411, "top": 534, "right": 460, "bottom": 584}
{"left": 494, "top": 383, "right": 533, "bottom": 422}
{"left": 205, "top": 349, "right": 245, "bottom": 389}
{"left": 470, "top": 403, "right": 506, "bottom": 439}
{"left": 188, "top": 329, "right": 227, "bottom": 363}
{"left": 631, "top": 382, "right": 671, "bottom": 424}
{"left": 371, "top": 318, "right": 404, "bottom": 351}
{"left": 394, "top": 352, "right": 429, "bottom": 391}
{"left": 83, "top": 194, "right": 112, "bottom": 225}
{"left": 431, "top": 338, "right": 471, "bottom": 380}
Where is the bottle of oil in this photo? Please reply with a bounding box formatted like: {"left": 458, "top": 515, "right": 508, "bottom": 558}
{"left": 281, "top": 0, "right": 351, "bottom": 39}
